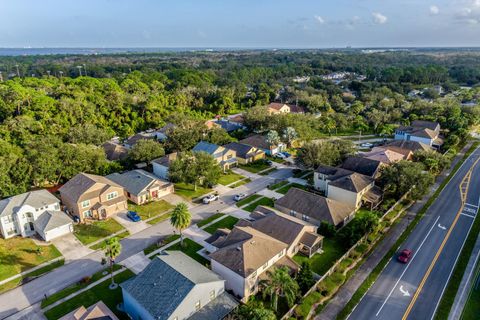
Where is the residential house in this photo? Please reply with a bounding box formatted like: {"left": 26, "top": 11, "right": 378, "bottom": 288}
{"left": 209, "top": 119, "right": 246, "bottom": 133}
{"left": 121, "top": 251, "right": 237, "bottom": 320}
{"left": 124, "top": 132, "right": 158, "bottom": 149}
{"left": 224, "top": 142, "right": 265, "bottom": 164}
{"left": 59, "top": 173, "right": 127, "bottom": 222}
{"left": 362, "top": 148, "right": 407, "bottom": 164}
{"left": 208, "top": 206, "right": 323, "bottom": 300}
{"left": 0, "top": 190, "right": 73, "bottom": 241}
{"left": 340, "top": 156, "right": 382, "bottom": 178}
{"left": 152, "top": 152, "right": 178, "bottom": 180}
{"left": 384, "top": 140, "right": 432, "bottom": 153}
{"left": 374, "top": 145, "right": 414, "bottom": 160}
{"left": 107, "top": 170, "right": 173, "bottom": 205}
{"left": 314, "top": 165, "right": 382, "bottom": 209}
{"left": 192, "top": 141, "right": 238, "bottom": 171}
{"left": 394, "top": 120, "right": 442, "bottom": 148}
{"left": 59, "top": 301, "right": 119, "bottom": 320}
{"left": 156, "top": 123, "right": 176, "bottom": 142}
{"left": 266, "top": 102, "right": 305, "bottom": 115}
{"left": 102, "top": 141, "right": 129, "bottom": 161}
{"left": 239, "top": 134, "right": 286, "bottom": 156}
{"left": 275, "top": 188, "right": 355, "bottom": 228}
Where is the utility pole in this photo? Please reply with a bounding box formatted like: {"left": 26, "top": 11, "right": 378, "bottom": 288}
{"left": 15, "top": 64, "right": 20, "bottom": 77}
{"left": 76, "top": 65, "right": 82, "bottom": 77}
{"left": 83, "top": 64, "right": 87, "bottom": 76}
{"left": 47, "top": 70, "right": 51, "bottom": 77}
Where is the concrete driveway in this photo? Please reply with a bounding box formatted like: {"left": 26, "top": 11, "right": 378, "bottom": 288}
{"left": 50, "top": 233, "right": 94, "bottom": 261}
{"left": 114, "top": 212, "right": 149, "bottom": 234}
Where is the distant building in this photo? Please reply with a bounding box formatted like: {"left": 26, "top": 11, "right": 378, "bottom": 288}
{"left": 266, "top": 102, "right": 305, "bottom": 115}
{"left": 224, "top": 142, "right": 265, "bottom": 164}
{"left": 394, "top": 120, "right": 442, "bottom": 147}
{"left": 192, "top": 141, "right": 238, "bottom": 171}
{"left": 102, "top": 141, "right": 129, "bottom": 161}
{"left": 239, "top": 134, "right": 286, "bottom": 156}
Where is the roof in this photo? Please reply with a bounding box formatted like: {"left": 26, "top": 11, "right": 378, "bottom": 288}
{"left": 192, "top": 141, "right": 223, "bottom": 155}
{"left": 121, "top": 251, "right": 223, "bottom": 320}
{"left": 385, "top": 140, "right": 432, "bottom": 152}
{"left": 362, "top": 148, "right": 405, "bottom": 164}
{"left": 209, "top": 226, "right": 288, "bottom": 277}
{"left": 329, "top": 172, "right": 373, "bottom": 193}
{"left": 411, "top": 120, "right": 440, "bottom": 131}
{"left": 275, "top": 188, "right": 355, "bottom": 226}
{"left": 152, "top": 152, "right": 178, "bottom": 167}
{"left": 125, "top": 132, "right": 156, "bottom": 146}
{"left": 34, "top": 210, "right": 72, "bottom": 233}
{"left": 340, "top": 156, "right": 382, "bottom": 177}
{"left": 59, "top": 173, "right": 122, "bottom": 203}
{"left": 239, "top": 134, "right": 279, "bottom": 150}
{"left": 378, "top": 145, "right": 414, "bottom": 158}
{"left": 59, "top": 301, "right": 119, "bottom": 320}
{"left": 267, "top": 102, "right": 305, "bottom": 113}
{"left": 224, "top": 142, "right": 262, "bottom": 159}
{"left": 102, "top": 142, "right": 129, "bottom": 161}
{"left": 188, "top": 292, "right": 238, "bottom": 320}
{"left": 315, "top": 165, "right": 353, "bottom": 180}
{"left": 106, "top": 169, "right": 169, "bottom": 196}
{"left": 397, "top": 120, "right": 440, "bottom": 139}
{"left": 300, "top": 232, "right": 323, "bottom": 248}
{"left": 0, "top": 190, "right": 59, "bottom": 218}
{"left": 214, "top": 119, "right": 243, "bottom": 132}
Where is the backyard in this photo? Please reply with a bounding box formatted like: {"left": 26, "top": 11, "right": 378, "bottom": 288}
{"left": 174, "top": 182, "right": 212, "bottom": 201}
{"left": 293, "top": 238, "right": 347, "bottom": 276}
{"left": 0, "top": 237, "right": 62, "bottom": 282}
{"left": 204, "top": 216, "right": 240, "bottom": 234}
{"left": 73, "top": 219, "right": 125, "bottom": 245}
{"left": 128, "top": 200, "right": 174, "bottom": 220}
{"left": 217, "top": 171, "right": 245, "bottom": 186}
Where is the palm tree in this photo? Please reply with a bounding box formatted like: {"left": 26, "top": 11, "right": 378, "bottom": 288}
{"left": 104, "top": 237, "right": 122, "bottom": 289}
{"left": 170, "top": 202, "right": 192, "bottom": 247}
{"left": 261, "top": 266, "right": 299, "bottom": 312}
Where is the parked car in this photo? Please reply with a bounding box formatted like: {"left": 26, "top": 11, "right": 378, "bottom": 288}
{"left": 234, "top": 193, "right": 247, "bottom": 201}
{"left": 203, "top": 194, "right": 219, "bottom": 204}
{"left": 266, "top": 160, "right": 273, "bottom": 166}
{"left": 127, "top": 211, "right": 141, "bottom": 222}
{"left": 360, "top": 142, "right": 374, "bottom": 148}
{"left": 397, "top": 249, "right": 413, "bottom": 263}
{"left": 281, "top": 151, "right": 291, "bottom": 158}
{"left": 275, "top": 153, "right": 286, "bottom": 159}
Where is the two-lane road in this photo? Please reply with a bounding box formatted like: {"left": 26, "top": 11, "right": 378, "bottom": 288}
{"left": 350, "top": 146, "right": 480, "bottom": 320}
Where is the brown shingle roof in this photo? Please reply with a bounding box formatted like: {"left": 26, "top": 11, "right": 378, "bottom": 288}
{"left": 385, "top": 140, "right": 431, "bottom": 152}
{"left": 362, "top": 148, "right": 405, "bottom": 164}
{"left": 340, "top": 156, "right": 382, "bottom": 177}
{"left": 152, "top": 152, "right": 178, "bottom": 167}
{"left": 239, "top": 134, "right": 276, "bottom": 150}
{"left": 59, "top": 173, "right": 122, "bottom": 203}
{"left": 102, "top": 142, "right": 128, "bottom": 161}
{"left": 329, "top": 172, "right": 373, "bottom": 193}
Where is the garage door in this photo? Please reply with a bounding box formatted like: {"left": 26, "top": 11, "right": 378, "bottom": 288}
{"left": 45, "top": 223, "right": 73, "bottom": 242}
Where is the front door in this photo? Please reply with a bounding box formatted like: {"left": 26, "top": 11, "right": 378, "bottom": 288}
{"left": 100, "top": 209, "right": 107, "bottom": 219}
{"left": 152, "top": 190, "right": 158, "bottom": 199}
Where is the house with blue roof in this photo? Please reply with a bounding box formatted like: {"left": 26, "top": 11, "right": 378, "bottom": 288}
{"left": 192, "top": 141, "right": 237, "bottom": 172}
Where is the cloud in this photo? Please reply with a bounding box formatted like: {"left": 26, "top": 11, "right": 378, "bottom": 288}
{"left": 455, "top": 0, "right": 480, "bottom": 25}
{"left": 430, "top": 5, "right": 440, "bottom": 15}
{"left": 314, "top": 15, "right": 325, "bottom": 24}
{"left": 372, "top": 12, "right": 388, "bottom": 24}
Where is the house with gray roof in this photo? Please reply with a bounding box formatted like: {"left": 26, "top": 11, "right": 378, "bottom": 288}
{"left": 121, "top": 251, "right": 237, "bottom": 320}
{"left": 192, "top": 141, "right": 237, "bottom": 172}
{"left": 224, "top": 142, "right": 265, "bottom": 164}
{"left": 394, "top": 120, "right": 442, "bottom": 148}
{"left": 0, "top": 190, "right": 72, "bottom": 241}
{"left": 107, "top": 169, "right": 173, "bottom": 205}
{"left": 152, "top": 152, "right": 178, "bottom": 180}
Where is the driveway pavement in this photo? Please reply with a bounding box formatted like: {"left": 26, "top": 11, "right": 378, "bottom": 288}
{"left": 50, "top": 233, "right": 93, "bottom": 261}
{"left": 113, "top": 212, "right": 149, "bottom": 234}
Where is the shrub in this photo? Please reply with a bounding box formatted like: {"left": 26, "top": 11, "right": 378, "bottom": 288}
{"left": 318, "top": 221, "right": 336, "bottom": 238}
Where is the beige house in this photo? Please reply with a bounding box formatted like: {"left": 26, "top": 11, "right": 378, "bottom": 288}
{"left": 107, "top": 169, "right": 173, "bottom": 205}
{"left": 192, "top": 141, "right": 238, "bottom": 171}
{"left": 59, "top": 173, "right": 127, "bottom": 222}
{"left": 224, "top": 142, "right": 265, "bottom": 164}
{"left": 266, "top": 102, "right": 305, "bottom": 114}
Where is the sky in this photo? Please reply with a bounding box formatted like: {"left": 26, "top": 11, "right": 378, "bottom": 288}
{"left": 1, "top": 0, "right": 480, "bottom": 48}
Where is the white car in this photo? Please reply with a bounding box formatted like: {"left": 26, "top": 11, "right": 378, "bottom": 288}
{"left": 234, "top": 193, "right": 247, "bottom": 201}
{"left": 360, "top": 142, "right": 374, "bottom": 148}
{"left": 203, "top": 194, "right": 219, "bottom": 204}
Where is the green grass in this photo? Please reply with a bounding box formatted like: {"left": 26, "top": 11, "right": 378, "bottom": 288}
{"left": 243, "top": 197, "right": 275, "bottom": 212}
{"left": 143, "top": 234, "right": 180, "bottom": 255}
{"left": 204, "top": 216, "right": 240, "bottom": 234}
{"left": 218, "top": 171, "right": 245, "bottom": 186}
{"left": 337, "top": 141, "right": 480, "bottom": 320}
{"left": 293, "top": 238, "right": 347, "bottom": 276}
{"left": 41, "top": 264, "right": 123, "bottom": 308}
{"left": 73, "top": 219, "right": 125, "bottom": 245}
{"left": 229, "top": 178, "right": 251, "bottom": 188}
{"left": 147, "top": 212, "right": 172, "bottom": 225}
{"left": 174, "top": 182, "right": 212, "bottom": 200}
{"left": 267, "top": 155, "right": 285, "bottom": 163}
{"left": 197, "top": 213, "right": 225, "bottom": 228}
{"left": 89, "top": 230, "right": 130, "bottom": 250}
{"left": 167, "top": 238, "right": 210, "bottom": 267}
{"left": 127, "top": 200, "right": 174, "bottom": 220}
{"left": 235, "top": 194, "right": 262, "bottom": 207}
{"left": 259, "top": 167, "right": 278, "bottom": 176}
{"left": 0, "top": 259, "right": 64, "bottom": 294}
{"left": 268, "top": 180, "right": 289, "bottom": 190}
{"left": 296, "top": 291, "right": 322, "bottom": 319}
{"left": 460, "top": 259, "right": 480, "bottom": 320}
{"left": 239, "top": 160, "right": 270, "bottom": 173}
{"left": 44, "top": 269, "right": 135, "bottom": 320}
{"left": 276, "top": 183, "right": 309, "bottom": 195}
{"left": 0, "top": 237, "right": 62, "bottom": 282}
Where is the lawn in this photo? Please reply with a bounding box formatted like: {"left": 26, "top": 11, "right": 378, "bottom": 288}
{"left": 143, "top": 234, "right": 180, "bottom": 256}
{"left": 0, "top": 237, "right": 62, "bottom": 282}
{"left": 276, "top": 183, "right": 309, "bottom": 194}
{"left": 89, "top": 230, "right": 130, "bottom": 250}
{"left": 229, "top": 178, "right": 251, "bottom": 188}
{"left": 218, "top": 171, "right": 244, "bottom": 186}
{"left": 197, "top": 213, "right": 225, "bottom": 228}
{"left": 174, "top": 182, "right": 212, "bottom": 201}
{"left": 128, "top": 200, "right": 174, "bottom": 220}
{"left": 44, "top": 269, "right": 135, "bottom": 320}
{"left": 293, "top": 238, "right": 347, "bottom": 276}
{"left": 73, "top": 219, "right": 125, "bottom": 245}
{"left": 266, "top": 155, "right": 285, "bottom": 164}
{"left": 204, "top": 216, "right": 240, "bottom": 234}
{"left": 268, "top": 180, "right": 289, "bottom": 190}
{"left": 167, "top": 238, "right": 210, "bottom": 267}
{"left": 146, "top": 212, "right": 172, "bottom": 225}
{"left": 235, "top": 194, "right": 262, "bottom": 207}
{"left": 243, "top": 197, "right": 275, "bottom": 212}
{"left": 238, "top": 160, "right": 270, "bottom": 173}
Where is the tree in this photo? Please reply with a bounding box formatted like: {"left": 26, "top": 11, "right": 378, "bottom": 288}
{"left": 261, "top": 266, "right": 299, "bottom": 312}
{"left": 128, "top": 139, "right": 165, "bottom": 164}
{"left": 337, "top": 210, "right": 379, "bottom": 248}
{"left": 296, "top": 139, "right": 354, "bottom": 168}
{"left": 282, "top": 127, "right": 298, "bottom": 147}
{"left": 206, "top": 127, "right": 236, "bottom": 145}
{"left": 67, "top": 124, "right": 112, "bottom": 146}
{"left": 413, "top": 150, "right": 450, "bottom": 174}
{"left": 104, "top": 237, "right": 122, "bottom": 288}
{"left": 170, "top": 202, "right": 192, "bottom": 246}
{"left": 297, "top": 262, "right": 315, "bottom": 293}
{"left": 169, "top": 151, "right": 222, "bottom": 190}
{"left": 234, "top": 300, "right": 276, "bottom": 320}
{"left": 265, "top": 130, "right": 281, "bottom": 146}
{"left": 318, "top": 221, "right": 336, "bottom": 238}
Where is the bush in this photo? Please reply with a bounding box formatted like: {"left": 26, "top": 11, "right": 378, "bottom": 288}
{"left": 318, "top": 221, "right": 336, "bottom": 238}
{"left": 81, "top": 276, "right": 91, "bottom": 284}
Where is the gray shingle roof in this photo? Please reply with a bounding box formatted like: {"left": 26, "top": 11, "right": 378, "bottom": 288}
{"left": 188, "top": 292, "right": 238, "bottom": 320}
{"left": 152, "top": 152, "right": 178, "bottom": 167}
{"left": 0, "top": 190, "right": 59, "bottom": 218}
{"left": 192, "top": 141, "right": 222, "bottom": 155}
{"left": 34, "top": 210, "right": 72, "bottom": 233}
{"left": 328, "top": 172, "right": 373, "bottom": 193}
{"left": 107, "top": 169, "right": 168, "bottom": 197}
{"left": 121, "top": 251, "right": 223, "bottom": 320}
{"left": 340, "top": 156, "right": 382, "bottom": 177}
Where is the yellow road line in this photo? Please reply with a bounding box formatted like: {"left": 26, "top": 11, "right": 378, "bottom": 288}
{"left": 402, "top": 157, "right": 480, "bottom": 320}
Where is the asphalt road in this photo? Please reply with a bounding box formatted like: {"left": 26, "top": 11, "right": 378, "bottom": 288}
{"left": 0, "top": 167, "right": 293, "bottom": 319}
{"left": 349, "top": 146, "right": 480, "bottom": 320}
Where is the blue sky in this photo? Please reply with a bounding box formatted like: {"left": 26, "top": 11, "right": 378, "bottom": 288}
{"left": 1, "top": 0, "right": 480, "bottom": 48}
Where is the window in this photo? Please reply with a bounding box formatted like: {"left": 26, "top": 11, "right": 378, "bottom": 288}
{"left": 81, "top": 200, "right": 90, "bottom": 208}
{"left": 83, "top": 210, "right": 93, "bottom": 218}
{"left": 107, "top": 191, "right": 118, "bottom": 200}
{"left": 195, "top": 301, "right": 201, "bottom": 311}
{"left": 210, "top": 290, "right": 216, "bottom": 301}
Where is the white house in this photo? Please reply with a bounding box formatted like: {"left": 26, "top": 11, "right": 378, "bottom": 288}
{"left": 394, "top": 120, "right": 442, "bottom": 147}
{"left": 152, "top": 152, "right": 178, "bottom": 180}
{"left": 0, "top": 190, "right": 73, "bottom": 241}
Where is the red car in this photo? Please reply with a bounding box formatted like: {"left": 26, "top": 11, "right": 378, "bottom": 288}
{"left": 397, "top": 249, "right": 413, "bottom": 263}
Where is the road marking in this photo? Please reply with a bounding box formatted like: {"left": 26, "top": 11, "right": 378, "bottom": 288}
{"left": 437, "top": 224, "right": 447, "bottom": 230}
{"left": 402, "top": 156, "right": 480, "bottom": 320}
{"left": 463, "top": 207, "right": 477, "bottom": 214}
{"left": 465, "top": 203, "right": 479, "bottom": 209}
{"left": 375, "top": 215, "right": 441, "bottom": 317}
{"left": 461, "top": 212, "right": 476, "bottom": 219}
{"left": 400, "top": 286, "right": 411, "bottom": 297}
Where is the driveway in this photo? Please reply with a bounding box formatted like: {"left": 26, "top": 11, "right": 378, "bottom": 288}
{"left": 114, "top": 212, "right": 149, "bottom": 234}
{"left": 50, "top": 233, "right": 94, "bottom": 261}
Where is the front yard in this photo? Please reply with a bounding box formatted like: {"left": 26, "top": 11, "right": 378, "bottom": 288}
{"left": 235, "top": 194, "right": 262, "bottom": 207}
{"left": 73, "top": 219, "right": 125, "bottom": 245}
{"left": 197, "top": 213, "right": 225, "bottom": 228}
{"left": 243, "top": 197, "right": 275, "bottom": 212}
{"left": 218, "top": 171, "right": 245, "bottom": 186}
{"left": 239, "top": 160, "right": 271, "bottom": 173}
{"left": 293, "top": 238, "right": 347, "bottom": 276}
{"left": 167, "top": 238, "right": 210, "bottom": 267}
{"left": 276, "top": 182, "right": 309, "bottom": 195}
{"left": 128, "top": 200, "right": 174, "bottom": 220}
{"left": 0, "top": 237, "right": 62, "bottom": 282}
{"left": 174, "top": 182, "right": 212, "bottom": 201}
{"left": 204, "top": 216, "right": 239, "bottom": 234}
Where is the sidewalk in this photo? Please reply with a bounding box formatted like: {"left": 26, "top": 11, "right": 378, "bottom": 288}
{"left": 316, "top": 141, "right": 475, "bottom": 320}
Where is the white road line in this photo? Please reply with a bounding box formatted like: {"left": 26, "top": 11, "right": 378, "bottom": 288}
{"left": 461, "top": 213, "right": 476, "bottom": 219}
{"left": 465, "top": 203, "right": 479, "bottom": 208}
{"left": 375, "top": 215, "right": 441, "bottom": 317}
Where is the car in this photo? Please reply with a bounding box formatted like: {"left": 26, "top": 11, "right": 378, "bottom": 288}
{"left": 275, "top": 153, "right": 286, "bottom": 159}
{"left": 234, "top": 193, "right": 247, "bottom": 201}
{"left": 127, "top": 211, "right": 141, "bottom": 222}
{"left": 281, "top": 151, "right": 291, "bottom": 158}
{"left": 266, "top": 160, "right": 273, "bottom": 166}
{"left": 360, "top": 142, "right": 374, "bottom": 148}
{"left": 397, "top": 249, "right": 413, "bottom": 263}
{"left": 203, "top": 194, "right": 219, "bottom": 204}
